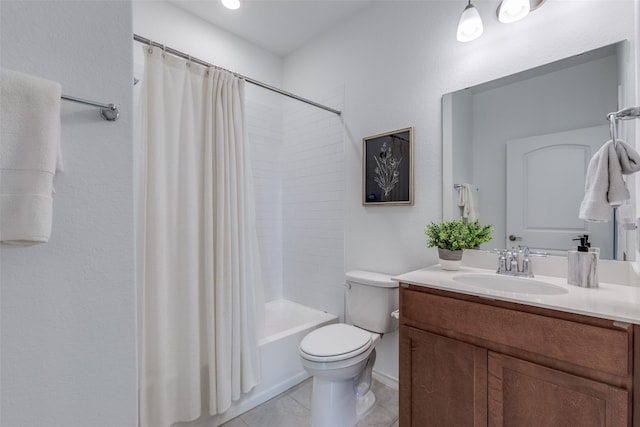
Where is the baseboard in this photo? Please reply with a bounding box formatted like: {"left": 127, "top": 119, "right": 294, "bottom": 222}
{"left": 373, "top": 370, "right": 398, "bottom": 391}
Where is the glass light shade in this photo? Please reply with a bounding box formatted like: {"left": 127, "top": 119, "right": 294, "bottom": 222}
{"left": 221, "top": 0, "right": 240, "bottom": 10}
{"left": 457, "top": 3, "right": 483, "bottom": 42}
{"left": 498, "top": 0, "right": 530, "bottom": 23}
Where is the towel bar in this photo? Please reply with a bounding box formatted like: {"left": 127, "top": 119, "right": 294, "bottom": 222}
{"left": 61, "top": 94, "right": 119, "bottom": 122}
{"left": 609, "top": 106, "right": 640, "bottom": 121}
{"left": 454, "top": 183, "right": 478, "bottom": 191}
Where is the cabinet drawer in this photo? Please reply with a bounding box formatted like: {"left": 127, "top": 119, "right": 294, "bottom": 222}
{"left": 401, "top": 287, "right": 630, "bottom": 377}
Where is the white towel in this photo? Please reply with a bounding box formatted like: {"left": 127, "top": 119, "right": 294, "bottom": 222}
{"left": 615, "top": 139, "right": 640, "bottom": 175}
{"left": 457, "top": 183, "right": 478, "bottom": 221}
{"left": 1, "top": 68, "right": 62, "bottom": 244}
{"left": 579, "top": 139, "right": 640, "bottom": 222}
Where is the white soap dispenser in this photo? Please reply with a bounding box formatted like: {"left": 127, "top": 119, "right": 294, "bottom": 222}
{"left": 567, "top": 235, "right": 598, "bottom": 288}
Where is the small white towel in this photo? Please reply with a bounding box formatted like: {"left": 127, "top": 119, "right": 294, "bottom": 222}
{"left": 579, "top": 139, "right": 640, "bottom": 222}
{"left": 615, "top": 139, "right": 640, "bottom": 175}
{"left": 457, "top": 183, "right": 478, "bottom": 221}
{"left": 1, "top": 68, "right": 62, "bottom": 244}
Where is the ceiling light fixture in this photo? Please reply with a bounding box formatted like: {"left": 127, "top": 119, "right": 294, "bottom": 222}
{"left": 497, "top": 0, "right": 545, "bottom": 23}
{"left": 457, "top": 0, "right": 483, "bottom": 43}
{"left": 221, "top": 0, "right": 240, "bottom": 10}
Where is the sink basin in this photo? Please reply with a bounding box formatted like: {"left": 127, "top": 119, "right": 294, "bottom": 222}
{"left": 452, "top": 273, "right": 568, "bottom": 295}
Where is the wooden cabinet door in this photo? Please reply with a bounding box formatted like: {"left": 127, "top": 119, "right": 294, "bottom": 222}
{"left": 488, "top": 352, "right": 629, "bottom": 427}
{"left": 400, "top": 326, "right": 487, "bottom": 427}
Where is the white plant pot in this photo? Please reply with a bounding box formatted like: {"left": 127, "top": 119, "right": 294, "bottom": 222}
{"left": 438, "top": 248, "right": 463, "bottom": 271}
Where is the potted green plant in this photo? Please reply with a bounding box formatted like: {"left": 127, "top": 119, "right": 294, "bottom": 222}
{"left": 424, "top": 219, "right": 493, "bottom": 270}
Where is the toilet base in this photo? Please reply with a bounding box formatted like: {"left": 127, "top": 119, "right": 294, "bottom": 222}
{"left": 355, "top": 390, "right": 376, "bottom": 421}
{"left": 310, "top": 377, "right": 376, "bottom": 427}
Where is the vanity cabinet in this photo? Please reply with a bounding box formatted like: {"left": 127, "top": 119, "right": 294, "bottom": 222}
{"left": 399, "top": 284, "right": 638, "bottom": 427}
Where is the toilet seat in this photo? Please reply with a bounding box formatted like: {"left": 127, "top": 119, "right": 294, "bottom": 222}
{"left": 299, "top": 324, "right": 372, "bottom": 362}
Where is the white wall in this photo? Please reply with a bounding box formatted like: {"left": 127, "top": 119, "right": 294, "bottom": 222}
{"left": 0, "top": 1, "right": 137, "bottom": 427}
{"left": 284, "top": 0, "right": 638, "bottom": 382}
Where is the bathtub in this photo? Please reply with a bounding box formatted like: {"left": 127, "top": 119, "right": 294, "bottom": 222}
{"left": 191, "top": 299, "right": 337, "bottom": 427}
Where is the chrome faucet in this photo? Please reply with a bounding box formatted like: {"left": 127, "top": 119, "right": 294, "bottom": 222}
{"left": 496, "top": 246, "right": 545, "bottom": 278}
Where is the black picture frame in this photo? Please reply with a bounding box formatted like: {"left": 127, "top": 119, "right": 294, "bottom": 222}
{"left": 362, "top": 127, "right": 414, "bottom": 206}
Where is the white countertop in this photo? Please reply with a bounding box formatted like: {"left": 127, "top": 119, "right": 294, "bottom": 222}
{"left": 394, "top": 265, "right": 640, "bottom": 324}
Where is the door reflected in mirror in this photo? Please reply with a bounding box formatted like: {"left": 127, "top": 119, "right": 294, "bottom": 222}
{"left": 442, "top": 42, "right": 634, "bottom": 260}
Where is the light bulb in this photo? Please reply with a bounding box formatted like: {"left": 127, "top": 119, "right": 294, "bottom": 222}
{"left": 221, "top": 0, "right": 240, "bottom": 10}
{"left": 498, "top": 0, "right": 530, "bottom": 23}
{"left": 457, "top": 2, "right": 483, "bottom": 42}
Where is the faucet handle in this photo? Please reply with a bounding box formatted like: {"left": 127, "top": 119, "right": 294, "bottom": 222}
{"left": 495, "top": 249, "right": 508, "bottom": 273}
{"left": 518, "top": 245, "right": 547, "bottom": 258}
{"left": 521, "top": 247, "right": 546, "bottom": 277}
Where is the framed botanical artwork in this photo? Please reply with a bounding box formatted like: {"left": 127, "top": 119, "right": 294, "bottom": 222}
{"left": 362, "top": 127, "right": 414, "bottom": 206}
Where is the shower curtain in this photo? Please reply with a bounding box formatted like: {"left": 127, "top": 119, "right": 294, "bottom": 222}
{"left": 138, "top": 47, "right": 263, "bottom": 427}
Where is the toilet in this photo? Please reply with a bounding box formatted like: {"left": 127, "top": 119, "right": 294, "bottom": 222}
{"left": 298, "top": 270, "right": 399, "bottom": 427}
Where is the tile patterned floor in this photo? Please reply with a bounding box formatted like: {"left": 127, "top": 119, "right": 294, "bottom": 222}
{"left": 220, "top": 378, "right": 399, "bottom": 427}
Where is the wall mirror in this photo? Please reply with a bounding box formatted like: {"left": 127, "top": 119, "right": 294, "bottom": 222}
{"left": 442, "top": 41, "right": 635, "bottom": 260}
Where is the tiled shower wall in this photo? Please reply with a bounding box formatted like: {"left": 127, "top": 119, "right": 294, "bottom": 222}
{"left": 246, "top": 88, "right": 284, "bottom": 302}
{"left": 282, "top": 90, "right": 346, "bottom": 318}
{"left": 247, "top": 85, "right": 345, "bottom": 316}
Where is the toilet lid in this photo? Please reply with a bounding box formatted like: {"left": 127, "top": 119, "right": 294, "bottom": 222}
{"left": 300, "top": 324, "right": 372, "bottom": 361}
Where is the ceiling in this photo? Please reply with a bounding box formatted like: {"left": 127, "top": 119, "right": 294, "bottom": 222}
{"left": 168, "top": 0, "right": 373, "bottom": 57}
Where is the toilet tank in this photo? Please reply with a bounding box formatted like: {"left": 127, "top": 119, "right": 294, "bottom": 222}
{"left": 345, "top": 270, "right": 399, "bottom": 334}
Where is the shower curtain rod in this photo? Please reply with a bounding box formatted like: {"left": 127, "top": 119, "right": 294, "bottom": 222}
{"left": 133, "top": 34, "right": 342, "bottom": 116}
